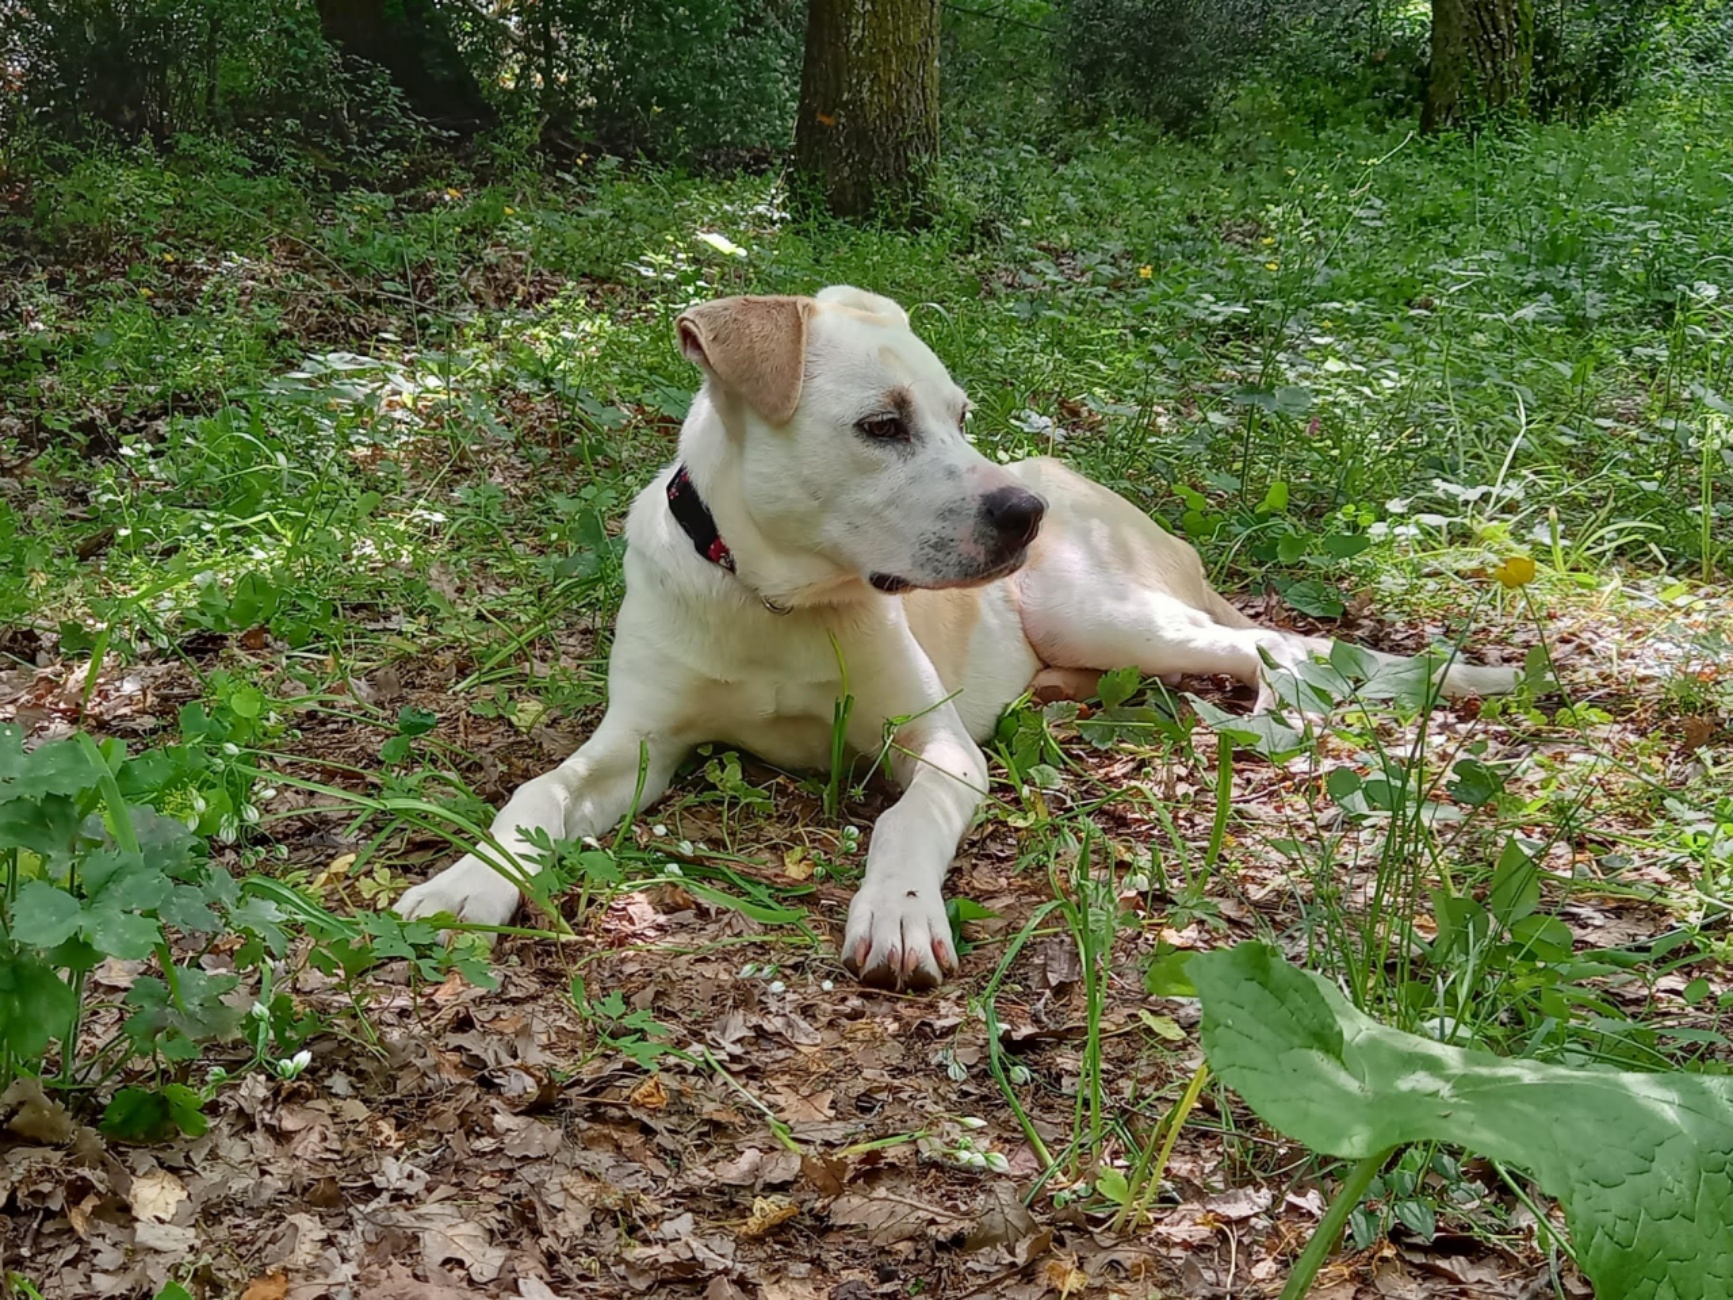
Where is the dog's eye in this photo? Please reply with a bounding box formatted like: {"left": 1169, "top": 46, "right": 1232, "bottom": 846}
{"left": 857, "top": 415, "right": 909, "bottom": 442}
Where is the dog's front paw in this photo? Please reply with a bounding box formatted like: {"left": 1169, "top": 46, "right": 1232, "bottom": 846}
{"left": 395, "top": 853, "right": 522, "bottom": 927}
{"left": 842, "top": 877, "right": 957, "bottom": 991}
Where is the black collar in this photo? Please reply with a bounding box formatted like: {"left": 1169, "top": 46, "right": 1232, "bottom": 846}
{"left": 666, "top": 463, "right": 736, "bottom": 573}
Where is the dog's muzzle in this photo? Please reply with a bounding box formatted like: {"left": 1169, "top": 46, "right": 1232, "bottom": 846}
{"left": 980, "top": 486, "right": 1046, "bottom": 554}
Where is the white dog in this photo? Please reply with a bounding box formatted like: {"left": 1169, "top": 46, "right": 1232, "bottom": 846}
{"left": 397, "top": 286, "right": 1518, "bottom": 988}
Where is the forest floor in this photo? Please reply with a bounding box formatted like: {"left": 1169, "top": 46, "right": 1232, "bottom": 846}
{"left": 3, "top": 70, "right": 1733, "bottom": 1299}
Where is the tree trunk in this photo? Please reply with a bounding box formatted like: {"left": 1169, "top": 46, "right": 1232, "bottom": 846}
{"left": 791, "top": 0, "right": 940, "bottom": 223}
{"left": 1423, "top": 0, "right": 1534, "bottom": 131}
{"left": 315, "top": 0, "right": 494, "bottom": 134}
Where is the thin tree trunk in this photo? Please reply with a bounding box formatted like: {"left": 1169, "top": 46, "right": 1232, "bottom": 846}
{"left": 791, "top": 0, "right": 940, "bottom": 222}
{"left": 1423, "top": 0, "right": 1534, "bottom": 132}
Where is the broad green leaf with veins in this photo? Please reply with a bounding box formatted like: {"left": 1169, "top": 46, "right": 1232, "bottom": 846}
{"left": 0, "top": 726, "right": 101, "bottom": 802}
{"left": 1192, "top": 944, "right": 1733, "bottom": 1299}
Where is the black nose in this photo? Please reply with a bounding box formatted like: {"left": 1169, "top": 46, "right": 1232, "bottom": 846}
{"left": 981, "top": 487, "right": 1046, "bottom": 549}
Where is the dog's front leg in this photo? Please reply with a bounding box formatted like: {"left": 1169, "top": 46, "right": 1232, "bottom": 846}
{"left": 842, "top": 695, "right": 987, "bottom": 991}
{"left": 396, "top": 709, "right": 687, "bottom": 928}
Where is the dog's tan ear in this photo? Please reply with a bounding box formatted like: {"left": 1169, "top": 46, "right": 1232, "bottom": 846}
{"left": 675, "top": 295, "right": 811, "bottom": 426}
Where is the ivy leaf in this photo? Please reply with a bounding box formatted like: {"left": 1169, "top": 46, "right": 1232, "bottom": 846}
{"left": 396, "top": 705, "right": 438, "bottom": 736}
{"left": 0, "top": 793, "right": 86, "bottom": 862}
{"left": 1447, "top": 756, "right": 1505, "bottom": 807}
{"left": 101, "top": 1083, "right": 209, "bottom": 1142}
{"left": 80, "top": 905, "right": 163, "bottom": 961}
{"left": 11, "top": 881, "right": 83, "bottom": 947}
{"left": 1280, "top": 578, "right": 1345, "bottom": 618}
{"left": 0, "top": 955, "right": 77, "bottom": 1057}
{"left": 1187, "top": 695, "right": 1309, "bottom": 762}
{"left": 1191, "top": 943, "right": 1733, "bottom": 1300}
{"left": 0, "top": 728, "right": 101, "bottom": 802}
{"left": 158, "top": 884, "right": 222, "bottom": 935}
{"left": 83, "top": 849, "right": 172, "bottom": 913}
{"left": 1096, "top": 665, "right": 1141, "bottom": 710}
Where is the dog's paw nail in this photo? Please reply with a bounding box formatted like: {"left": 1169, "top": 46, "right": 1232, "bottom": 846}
{"left": 933, "top": 938, "right": 955, "bottom": 972}
{"left": 852, "top": 938, "right": 873, "bottom": 971}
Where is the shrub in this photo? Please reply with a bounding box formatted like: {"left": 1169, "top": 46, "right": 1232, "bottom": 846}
{"left": 527, "top": 0, "right": 803, "bottom": 164}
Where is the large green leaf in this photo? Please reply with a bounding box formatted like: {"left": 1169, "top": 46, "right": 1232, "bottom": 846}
{"left": 0, "top": 955, "right": 77, "bottom": 1058}
{"left": 10, "top": 881, "right": 84, "bottom": 947}
{"left": 1191, "top": 944, "right": 1733, "bottom": 1299}
{"left": 0, "top": 727, "right": 101, "bottom": 802}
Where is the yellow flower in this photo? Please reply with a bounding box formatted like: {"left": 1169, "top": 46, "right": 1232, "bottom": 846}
{"left": 139, "top": 287, "right": 154, "bottom": 298}
{"left": 162, "top": 251, "right": 176, "bottom": 263}
{"left": 1261, "top": 236, "right": 1275, "bottom": 246}
{"left": 1137, "top": 265, "right": 1153, "bottom": 279}
{"left": 503, "top": 205, "right": 516, "bottom": 215}
{"left": 1496, "top": 556, "right": 1537, "bottom": 589}
{"left": 1265, "top": 261, "right": 1280, "bottom": 272}
{"left": 445, "top": 187, "right": 462, "bottom": 199}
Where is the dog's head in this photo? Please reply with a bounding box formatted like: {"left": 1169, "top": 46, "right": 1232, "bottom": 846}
{"left": 675, "top": 286, "right": 1044, "bottom": 593}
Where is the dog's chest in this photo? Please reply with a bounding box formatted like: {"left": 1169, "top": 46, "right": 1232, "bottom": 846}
{"left": 708, "top": 669, "right": 846, "bottom": 770}
{"left": 684, "top": 621, "right": 850, "bottom": 769}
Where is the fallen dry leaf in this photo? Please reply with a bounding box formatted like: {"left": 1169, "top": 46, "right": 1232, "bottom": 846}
{"left": 740, "top": 1193, "right": 799, "bottom": 1237}
{"left": 629, "top": 1075, "right": 669, "bottom": 1109}
{"left": 422, "top": 1218, "right": 510, "bottom": 1283}
{"left": 1203, "top": 1184, "right": 1274, "bottom": 1220}
{"left": 241, "top": 1272, "right": 289, "bottom": 1300}
{"left": 129, "top": 1169, "right": 190, "bottom": 1225}
{"left": 1043, "top": 1255, "right": 1090, "bottom": 1296}
{"left": 829, "top": 1189, "right": 969, "bottom": 1246}
{"left": 1, "top": 1077, "right": 77, "bottom": 1145}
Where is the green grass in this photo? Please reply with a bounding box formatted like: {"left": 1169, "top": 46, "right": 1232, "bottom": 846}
{"left": 3, "top": 36, "right": 1733, "bottom": 1287}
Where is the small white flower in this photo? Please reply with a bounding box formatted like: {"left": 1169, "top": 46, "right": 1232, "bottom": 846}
{"left": 248, "top": 1001, "right": 271, "bottom": 1021}
{"left": 984, "top": 1151, "right": 1011, "bottom": 1174}
{"left": 1008, "top": 1065, "right": 1032, "bottom": 1085}
{"left": 652, "top": 824, "right": 668, "bottom": 837}
{"left": 820, "top": 979, "right": 834, "bottom": 993}
{"left": 274, "top": 1049, "right": 312, "bottom": 1080}
{"left": 222, "top": 742, "right": 240, "bottom": 756}
{"left": 768, "top": 980, "right": 786, "bottom": 995}
{"left": 958, "top": 1116, "right": 988, "bottom": 1130}
{"left": 663, "top": 863, "right": 683, "bottom": 877}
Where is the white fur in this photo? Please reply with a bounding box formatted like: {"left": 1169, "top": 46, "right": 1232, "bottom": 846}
{"left": 397, "top": 286, "right": 1520, "bottom": 988}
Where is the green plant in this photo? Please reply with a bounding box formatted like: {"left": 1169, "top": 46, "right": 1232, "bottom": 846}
{"left": 571, "top": 977, "right": 684, "bottom": 1071}
{"left": 0, "top": 727, "right": 282, "bottom": 1125}
{"left": 1192, "top": 942, "right": 1733, "bottom": 1299}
